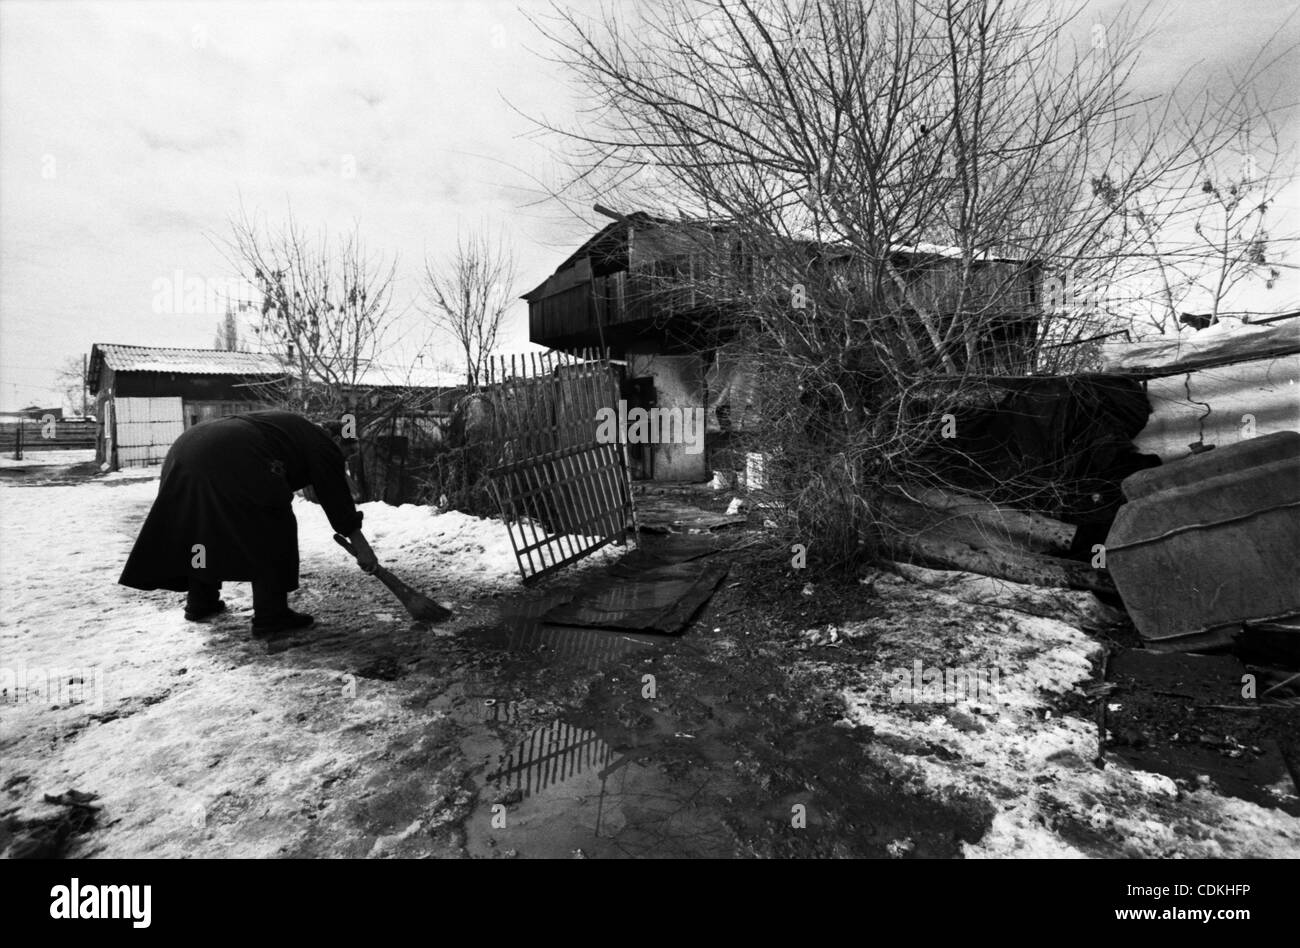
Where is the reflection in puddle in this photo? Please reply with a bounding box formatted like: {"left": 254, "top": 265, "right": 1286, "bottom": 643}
{"left": 488, "top": 719, "right": 615, "bottom": 800}
{"left": 463, "top": 595, "right": 662, "bottom": 671}
{"left": 455, "top": 594, "right": 740, "bottom": 857}
{"left": 470, "top": 716, "right": 736, "bottom": 857}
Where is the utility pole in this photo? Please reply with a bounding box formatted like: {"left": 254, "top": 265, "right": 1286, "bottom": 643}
{"left": 82, "top": 353, "right": 89, "bottom": 417}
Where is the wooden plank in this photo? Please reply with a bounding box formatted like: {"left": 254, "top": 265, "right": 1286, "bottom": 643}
{"left": 498, "top": 449, "right": 621, "bottom": 519}
{"left": 887, "top": 533, "right": 1115, "bottom": 594}
{"left": 511, "top": 465, "right": 544, "bottom": 576}
{"left": 888, "top": 486, "right": 1078, "bottom": 555}
{"left": 519, "top": 534, "right": 618, "bottom": 584}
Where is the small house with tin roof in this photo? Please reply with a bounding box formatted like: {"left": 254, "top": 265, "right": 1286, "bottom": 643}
{"left": 87, "top": 343, "right": 286, "bottom": 469}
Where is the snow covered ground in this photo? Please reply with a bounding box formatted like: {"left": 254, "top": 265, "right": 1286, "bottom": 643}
{"left": 0, "top": 469, "right": 616, "bottom": 857}
{"left": 0, "top": 448, "right": 95, "bottom": 468}
{"left": 819, "top": 569, "right": 1300, "bottom": 858}
{"left": 3, "top": 467, "right": 1295, "bottom": 858}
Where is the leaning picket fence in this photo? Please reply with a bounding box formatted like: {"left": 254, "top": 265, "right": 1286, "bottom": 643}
{"left": 482, "top": 350, "right": 637, "bottom": 583}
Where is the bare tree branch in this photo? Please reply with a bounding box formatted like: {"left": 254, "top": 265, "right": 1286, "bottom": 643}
{"left": 421, "top": 228, "right": 518, "bottom": 388}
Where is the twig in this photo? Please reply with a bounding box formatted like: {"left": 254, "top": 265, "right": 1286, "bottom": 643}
{"left": 1261, "top": 670, "right": 1300, "bottom": 698}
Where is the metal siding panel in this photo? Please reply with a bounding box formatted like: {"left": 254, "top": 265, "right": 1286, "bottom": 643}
{"left": 1135, "top": 354, "right": 1300, "bottom": 462}
{"left": 115, "top": 396, "right": 184, "bottom": 467}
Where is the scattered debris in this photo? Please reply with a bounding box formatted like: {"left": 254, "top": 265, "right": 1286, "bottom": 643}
{"left": 1105, "top": 650, "right": 1299, "bottom": 813}
{"left": 0, "top": 789, "right": 101, "bottom": 859}
{"left": 799, "top": 625, "right": 842, "bottom": 649}
{"left": 635, "top": 495, "right": 746, "bottom": 534}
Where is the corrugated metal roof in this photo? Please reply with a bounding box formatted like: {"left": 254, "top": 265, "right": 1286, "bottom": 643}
{"left": 1132, "top": 353, "right": 1300, "bottom": 462}
{"left": 87, "top": 343, "right": 465, "bottom": 394}
{"left": 88, "top": 344, "right": 286, "bottom": 391}
{"left": 94, "top": 344, "right": 286, "bottom": 376}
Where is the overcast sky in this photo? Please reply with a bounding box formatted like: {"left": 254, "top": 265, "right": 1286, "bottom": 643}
{"left": 1, "top": 0, "right": 1296, "bottom": 410}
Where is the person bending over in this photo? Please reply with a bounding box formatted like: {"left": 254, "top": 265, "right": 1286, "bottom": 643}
{"left": 119, "top": 409, "right": 377, "bottom": 636}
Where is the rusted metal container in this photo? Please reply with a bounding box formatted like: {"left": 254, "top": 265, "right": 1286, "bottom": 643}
{"left": 1105, "top": 430, "right": 1300, "bottom": 651}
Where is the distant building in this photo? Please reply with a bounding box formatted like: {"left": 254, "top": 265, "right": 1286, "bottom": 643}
{"left": 86, "top": 343, "right": 466, "bottom": 471}
{"left": 15, "top": 405, "right": 63, "bottom": 421}
{"left": 87, "top": 343, "right": 285, "bottom": 469}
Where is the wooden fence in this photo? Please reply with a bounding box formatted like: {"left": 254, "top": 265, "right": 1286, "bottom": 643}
{"left": 0, "top": 418, "right": 97, "bottom": 457}
{"left": 484, "top": 350, "right": 637, "bottom": 583}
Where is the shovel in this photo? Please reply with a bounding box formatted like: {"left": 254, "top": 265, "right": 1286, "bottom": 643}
{"left": 333, "top": 534, "right": 453, "bottom": 622}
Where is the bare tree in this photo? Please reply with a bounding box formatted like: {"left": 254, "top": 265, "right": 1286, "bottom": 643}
{"left": 53, "top": 355, "right": 87, "bottom": 415}
{"left": 1187, "top": 105, "right": 1290, "bottom": 324}
{"left": 1091, "top": 85, "right": 1295, "bottom": 334}
{"left": 220, "top": 209, "right": 399, "bottom": 416}
{"left": 421, "top": 229, "right": 518, "bottom": 388}
{"left": 212, "top": 302, "right": 248, "bottom": 352}
{"left": 529, "top": 0, "right": 1289, "bottom": 567}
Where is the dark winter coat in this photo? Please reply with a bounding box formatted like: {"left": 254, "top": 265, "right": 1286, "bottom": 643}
{"left": 119, "top": 410, "right": 363, "bottom": 592}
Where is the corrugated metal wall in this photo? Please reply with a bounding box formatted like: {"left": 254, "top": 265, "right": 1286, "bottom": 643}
{"left": 1134, "top": 353, "right": 1300, "bottom": 462}
{"left": 114, "top": 396, "right": 184, "bottom": 468}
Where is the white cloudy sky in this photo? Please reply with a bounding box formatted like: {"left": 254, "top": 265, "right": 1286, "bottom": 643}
{"left": 1, "top": 0, "right": 1297, "bottom": 410}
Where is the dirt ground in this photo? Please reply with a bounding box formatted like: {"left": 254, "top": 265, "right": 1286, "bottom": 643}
{"left": 2, "top": 460, "right": 1298, "bottom": 858}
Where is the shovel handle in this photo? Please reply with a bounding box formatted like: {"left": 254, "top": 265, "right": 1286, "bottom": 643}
{"left": 334, "top": 532, "right": 382, "bottom": 574}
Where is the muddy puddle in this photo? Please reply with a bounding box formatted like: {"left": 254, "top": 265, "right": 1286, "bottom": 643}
{"left": 109, "top": 542, "right": 992, "bottom": 858}
{"left": 438, "top": 597, "right": 739, "bottom": 858}
{"left": 466, "top": 712, "right": 739, "bottom": 858}
{"left": 425, "top": 592, "right": 988, "bottom": 858}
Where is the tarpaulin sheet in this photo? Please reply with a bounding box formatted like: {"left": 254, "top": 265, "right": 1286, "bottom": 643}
{"left": 921, "top": 374, "right": 1156, "bottom": 530}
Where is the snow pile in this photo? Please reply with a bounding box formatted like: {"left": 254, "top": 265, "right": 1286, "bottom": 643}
{"left": 23, "top": 461, "right": 617, "bottom": 595}
{"left": 295, "top": 497, "right": 620, "bottom": 592}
